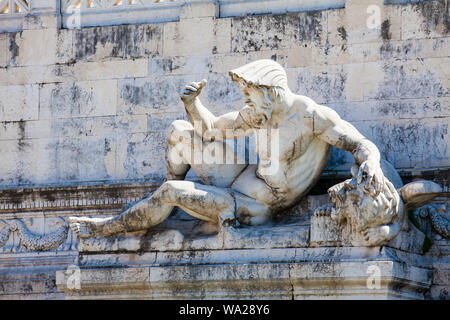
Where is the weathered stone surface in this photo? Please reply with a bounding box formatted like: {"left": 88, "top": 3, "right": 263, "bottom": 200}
{"left": 231, "top": 11, "right": 327, "bottom": 53}
{"left": 0, "top": 85, "right": 39, "bottom": 122}
{"left": 163, "top": 18, "right": 231, "bottom": 56}
{"left": 56, "top": 246, "right": 433, "bottom": 300}
{"left": 76, "top": 218, "right": 310, "bottom": 253}
{"left": 72, "top": 24, "right": 162, "bottom": 61}
{"left": 328, "top": 0, "right": 402, "bottom": 45}
{"left": 6, "top": 28, "right": 72, "bottom": 67}
{"left": 39, "top": 80, "right": 117, "bottom": 119}
{"left": 401, "top": 0, "right": 450, "bottom": 40}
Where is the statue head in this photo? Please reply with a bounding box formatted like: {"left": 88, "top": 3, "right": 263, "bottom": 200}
{"left": 328, "top": 177, "right": 401, "bottom": 232}
{"left": 229, "top": 59, "right": 290, "bottom": 128}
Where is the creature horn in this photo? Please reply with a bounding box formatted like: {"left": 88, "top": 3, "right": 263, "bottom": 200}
{"left": 399, "top": 180, "right": 444, "bottom": 211}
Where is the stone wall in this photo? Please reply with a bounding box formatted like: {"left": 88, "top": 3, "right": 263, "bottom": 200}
{"left": 0, "top": 0, "right": 449, "bottom": 300}
{"left": 0, "top": 0, "right": 448, "bottom": 189}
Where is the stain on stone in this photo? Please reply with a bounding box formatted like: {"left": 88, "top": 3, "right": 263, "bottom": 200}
{"left": 299, "top": 11, "right": 323, "bottom": 42}
{"left": 17, "top": 120, "right": 30, "bottom": 155}
{"left": 104, "top": 187, "right": 124, "bottom": 202}
{"left": 381, "top": 20, "right": 391, "bottom": 41}
{"left": 20, "top": 283, "right": 33, "bottom": 293}
{"left": 370, "top": 122, "right": 448, "bottom": 168}
{"left": 74, "top": 25, "right": 161, "bottom": 61}
{"left": 25, "top": 15, "right": 42, "bottom": 28}
{"left": 151, "top": 58, "right": 173, "bottom": 74}
{"left": 231, "top": 12, "right": 322, "bottom": 53}
{"left": 104, "top": 139, "right": 112, "bottom": 155}
{"left": 8, "top": 32, "right": 20, "bottom": 66}
{"left": 148, "top": 114, "right": 184, "bottom": 131}
{"left": 295, "top": 69, "right": 346, "bottom": 103}
{"left": 415, "top": 0, "right": 450, "bottom": 34}
{"left": 380, "top": 41, "right": 416, "bottom": 60}
{"left": 18, "top": 120, "right": 25, "bottom": 141}
{"left": 337, "top": 26, "right": 347, "bottom": 41}
{"left": 119, "top": 75, "right": 194, "bottom": 113}
{"left": 374, "top": 63, "right": 448, "bottom": 100}
{"left": 49, "top": 83, "right": 94, "bottom": 118}
{"left": 41, "top": 191, "right": 56, "bottom": 202}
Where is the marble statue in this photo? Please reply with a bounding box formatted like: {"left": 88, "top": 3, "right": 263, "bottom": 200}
{"left": 68, "top": 59, "right": 394, "bottom": 240}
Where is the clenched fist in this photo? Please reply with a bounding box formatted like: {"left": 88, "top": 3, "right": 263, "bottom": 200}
{"left": 181, "top": 79, "right": 207, "bottom": 104}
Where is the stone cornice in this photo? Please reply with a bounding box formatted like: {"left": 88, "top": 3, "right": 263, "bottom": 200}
{"left": 0, "top": 181, "right": 161, "bottom": 214}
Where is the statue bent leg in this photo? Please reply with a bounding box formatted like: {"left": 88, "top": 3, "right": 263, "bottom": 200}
{"left": 69, "top": 180, "right": 238, "bottom": 238}
{"left": 69, "top": 120, "right": 270, "bottom": 238}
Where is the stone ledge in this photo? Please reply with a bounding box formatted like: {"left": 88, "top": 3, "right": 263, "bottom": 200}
{"left": 77, "top": 218, "right": 310, "bottom": 253}
{"left": 56, "top": 246, "right": 433, "bottom": 300}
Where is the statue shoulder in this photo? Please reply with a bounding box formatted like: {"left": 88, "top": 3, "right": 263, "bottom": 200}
{"left": 310, "top": 104, "right": 342, "bottom": 125}
{"left": 292, "top": 96, "right": 340, "bottom": 122}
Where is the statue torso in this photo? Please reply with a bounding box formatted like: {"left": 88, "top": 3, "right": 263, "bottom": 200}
{"left": 233, "top": 98, "right": 331, "bottom": 209}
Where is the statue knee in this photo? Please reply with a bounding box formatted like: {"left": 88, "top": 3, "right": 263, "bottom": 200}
{"left": 159, "top": 180, "right": 190, "bottom": 198}
{"left": 235, "top": 196, "right": 271, "bottom": 226}
{"left": 167, "top": 120, "right": 193, "bottom": 145}
{"left": 237, "top": 211, "right": 271, "bottom": 226}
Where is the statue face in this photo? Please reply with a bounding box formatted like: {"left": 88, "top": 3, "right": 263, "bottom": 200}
{"left": 240, "top": 85, "right": 274, "bottom": 128}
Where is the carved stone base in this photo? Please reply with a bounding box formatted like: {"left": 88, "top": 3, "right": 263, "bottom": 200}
{"left": 56, "top": 246, "right": 431, "bottom": 300}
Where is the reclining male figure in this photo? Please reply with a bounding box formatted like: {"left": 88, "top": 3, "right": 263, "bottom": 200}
{"left": 69, "top": 59, "right": 387, "bottom": 238}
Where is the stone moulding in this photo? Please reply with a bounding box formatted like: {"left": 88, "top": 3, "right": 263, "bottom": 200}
{"left": 1, "top": 0, "right": 413, "bottom": 33}
{"left": 218, "top": 0, "right": 346, "bottom": 18}
{"left": 0, "top": 182, "right": 160, "bottom": 214}
{"left": 55, "top": 246, "right": 433, "bottom": 300}
{"left": 0, "top": 182, "right": 160, "bottom": 254}
{"left": 61, "top": 0, "right": 185, "bottom": 29}
{"left": 0, "top": 0, "right": 58, "bottom": 33}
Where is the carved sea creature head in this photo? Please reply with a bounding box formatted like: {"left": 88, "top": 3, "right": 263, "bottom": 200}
{"left": 229, "top": 59, "right": 290, "bottom": 127}
{"left": 328, "top": 177, "right": 401, "bottom": 232}
{"left": 328, "top": 169, "right": 443, "bottom": 236}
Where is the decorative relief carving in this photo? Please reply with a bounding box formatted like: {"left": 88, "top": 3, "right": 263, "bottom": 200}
{"left": 0, "top": 182, "right": 158, "bottom": 214}
{"left": 9, "top": 218, "right": 69, "bottom": 252}
{"left": 0, "top": 183, "right": 163, "bottom": 253}
{"left": 0, "top": 218, "right": 71, "bottom": 252}
{"left": 62, "top": 0, "right": 178, "bottom": 10}
{"left": 412, "top": 204, "right": 450, "bottom": 239}
{"left": 0, "top": 220, "right": 11, "bottom": 248}
{"left": 61, "top": 0, "right": 183, "bottom": 28}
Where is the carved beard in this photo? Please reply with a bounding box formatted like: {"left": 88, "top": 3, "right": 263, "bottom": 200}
{"left": 242, "top": 102, "right": 273, "bottom": 129}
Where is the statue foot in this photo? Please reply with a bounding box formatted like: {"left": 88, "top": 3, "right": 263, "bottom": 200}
{"left": 67, "top": 217, "right": 100, "bottom": 238}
